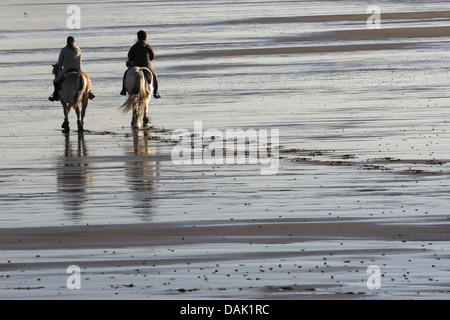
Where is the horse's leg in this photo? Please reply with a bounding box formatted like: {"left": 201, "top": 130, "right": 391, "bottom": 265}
{"left": 133, "top": 108, "right": 141, "bottom": 129}
{"left": 130, "top": 99, "right": 141, "bottom": 129}
{"left": 74, "top": 104, "right": 83, "bottom": 132}
{"left": 143, "top": 96, "right": 151, "bottom": 127}
{"left": 61, "top": 101, "right": 70, "bottom": 132}
{"left": 131, "top": 107, "right": 136, "bottom": 127}
{"left": 77, "top": 96, "right": 88, "bottom": 132}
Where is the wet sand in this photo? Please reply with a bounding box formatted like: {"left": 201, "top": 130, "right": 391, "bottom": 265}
{"left": 3, "top": 217, "right": 449, "bottom": 251}
{"left": 1, "top": 1, "right": 450, "bottom": 299}
{"left": 1, "top": 215, "right": 450, "bottom": 299}
{"left": 1, "top": 215, "right": 449, "bottom": 299}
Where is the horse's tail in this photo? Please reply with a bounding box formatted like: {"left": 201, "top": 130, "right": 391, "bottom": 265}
{"left": 120, "top": 71, "right": 148, "bottom": 118}
{"left": 70, "top": 73, "right": 87, "bottom": 108}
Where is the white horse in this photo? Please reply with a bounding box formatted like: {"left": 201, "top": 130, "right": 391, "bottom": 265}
{"left": 119, "top": 66, "right": 153, "bottom": 129}
{"left": 52, "top": 63, "right": 92, "bottom": 133}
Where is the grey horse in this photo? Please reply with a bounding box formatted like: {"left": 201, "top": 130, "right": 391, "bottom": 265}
{"left": 119, "top": 66, "right": 153, "bottom": 129}
{"left": 52, "top": 63, "right": 92, "bottom": 133}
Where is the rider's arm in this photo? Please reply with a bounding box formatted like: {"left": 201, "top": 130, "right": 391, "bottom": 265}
{"left": 57, "top": 48, "right": 64, "bottom": 73}
{"left": 147, "top": 45, "right": 155, "bottom": 61}
{"left": 128, "top": 45, "right": 135, "bottom": 62}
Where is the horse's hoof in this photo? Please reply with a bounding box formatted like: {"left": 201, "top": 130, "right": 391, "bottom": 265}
{"left": 61, "top": 120, "right": 69, "bottom": 129}
{"left": 77, "top": 121, "right": 84, "bottom": 132}
{"left": 62, "top": 127, "right": 70, "bottom": 134}
{"left": 143, "top": 117, "right": 151, "bottom": 127}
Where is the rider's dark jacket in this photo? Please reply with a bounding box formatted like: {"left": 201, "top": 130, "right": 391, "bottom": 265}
{"left": 128, "top": 40, "right": 155, "bottom": 69}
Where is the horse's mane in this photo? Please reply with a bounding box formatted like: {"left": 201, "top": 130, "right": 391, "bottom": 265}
{"left": 52, "top": 63, "right": 59, "bottom": 76}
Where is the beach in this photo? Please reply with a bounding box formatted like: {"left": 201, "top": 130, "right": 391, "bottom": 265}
{"left": 1, "top": 0, "right": 450, "bottom": 299}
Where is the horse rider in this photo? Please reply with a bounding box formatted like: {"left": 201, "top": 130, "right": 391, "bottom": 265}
{"left": 120, "top": 30, "right": 161, "bottom": 99}
{"left": 49, "top": 36, "right": 95, "bottom": 102}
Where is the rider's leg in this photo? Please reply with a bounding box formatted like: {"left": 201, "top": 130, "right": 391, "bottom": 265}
{"left": 120, "top": 68, "right": 130, "bottom": 95}
{"left": 148, "top": 66, "right": 160, "bottom": 99}
{"left": 49, "top": 70, "right": 67, "bottom": 102}
{"left": 48, "top": 82, "right": 59, "bottom": 102}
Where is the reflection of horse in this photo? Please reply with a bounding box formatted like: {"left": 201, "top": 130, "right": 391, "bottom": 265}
{"left": 120, "top": 66, "right": 153, "bottom": 129}
{"left": 52, "top": 63, "right": 92, "bottom": 133}
{"left": 125, "top": 129, "right": 157, "bottom": 217}
{"left": 57, "top": 132, "right": 93, "bottom": 218}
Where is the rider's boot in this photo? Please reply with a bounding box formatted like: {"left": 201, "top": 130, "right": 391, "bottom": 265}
{"left": 153, "top": 76, "right": 161, "bottom": 99}
{"left": 48, "top": 83, "right": 59, "bottom": 102}
{"left": 120, "top": 69, "right": 128, "bottom": 95}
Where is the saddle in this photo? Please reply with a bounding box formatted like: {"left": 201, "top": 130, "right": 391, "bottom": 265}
{"left": 65, "top": 68, "right": 80, "bottom": 74}
{"left": 140, "top": 67, "right": 153, "bottom": 84}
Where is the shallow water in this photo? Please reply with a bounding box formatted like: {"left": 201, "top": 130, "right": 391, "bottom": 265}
{"left": 1, "top": 0, "right": 450, "bottom": 299}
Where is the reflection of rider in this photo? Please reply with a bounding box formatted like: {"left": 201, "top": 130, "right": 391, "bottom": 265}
{"left": 49, "top": 36, "right": 95, "bottom": 102}
{"left": 120, "top": 30, "right": 161, "bottom": 99}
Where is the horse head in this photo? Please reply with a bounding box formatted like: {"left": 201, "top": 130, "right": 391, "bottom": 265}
{"left": 52, "top": 63, "right": 59, "bottom": 77}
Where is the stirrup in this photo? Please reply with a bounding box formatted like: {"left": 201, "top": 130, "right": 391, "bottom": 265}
{"left": 48, "top": 95, "right": 59, "bottom": 102}
{"left": 89, "top": 92, "right": 95, "bottom": 100}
